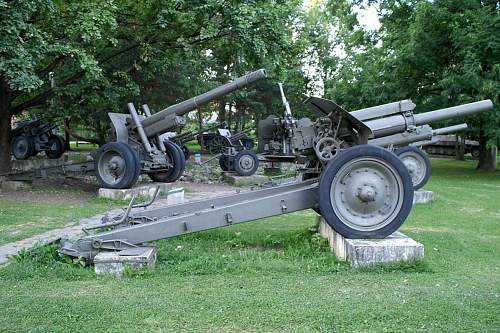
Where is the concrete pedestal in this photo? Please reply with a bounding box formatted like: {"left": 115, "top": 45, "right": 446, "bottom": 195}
{"left": 318, "top": 216, "right": 424, "bottom": 267}
{"left": 413, "top": 190, "right": 434, "bottom": 204}
{"left": 94, "top": 247, "right": 156, "bottom": 276}
{"left": 98, "top": 183, "right": 173, "bottom": 200}
{"left": 223, "top": 172, "right": 269, "bottom": 186}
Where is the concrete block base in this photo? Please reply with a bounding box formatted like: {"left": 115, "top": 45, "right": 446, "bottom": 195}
{"left": 1, "top": 180, "right": 31, "bottom": 191}
{"left": 98, "top": 183, "right": 172, "bottom": 200}
{"left": 413, "top": 190, "right": 434, "bottom": 204}
{"left": 94, "top": 247, "right": 156, "bottom": 276}
{"left": 223, "top": 172, "right": 269, "bottom": 186}
{"left": 318, "top": 216, "right": 424, "bottom": 267}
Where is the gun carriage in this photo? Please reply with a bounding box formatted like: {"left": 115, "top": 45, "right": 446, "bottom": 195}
{"left": 94, "top": 69, "right": 267, "bottom": 189}
{"left": 59, "top": 73, "right": 493, "bottom": 263}
{"left": 10, "top": 117, "right": 66, "bottom": 160}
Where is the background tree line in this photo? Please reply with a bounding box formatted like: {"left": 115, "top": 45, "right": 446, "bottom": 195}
{"left": 1, "top": 0, "right": 498, "bottom": 174}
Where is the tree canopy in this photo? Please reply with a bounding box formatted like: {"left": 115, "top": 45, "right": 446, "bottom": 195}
{"left": 1, "top": 0, "right": 498, "bottom": 172}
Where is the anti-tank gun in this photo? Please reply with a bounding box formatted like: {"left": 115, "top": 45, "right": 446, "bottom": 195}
{"left": 94, "top": 69, "right": 267, "bottom": 189}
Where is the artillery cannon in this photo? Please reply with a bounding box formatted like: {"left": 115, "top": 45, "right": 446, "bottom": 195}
{"left": 10, "top": 117, "right": 65, "bottom": 160}
{"left": 224, "top": 86, "right": 491, "bottom": 189}
{"left": 168, "top": 123, "right": 222, "bottom": 159}
{"left": 204, "top": 128, "right": 254, "bottom": 155}
{"left": 94, "top": 69, "right": 267, "bottom": 189}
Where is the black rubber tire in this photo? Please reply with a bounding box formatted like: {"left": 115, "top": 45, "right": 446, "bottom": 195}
{"left": 233, "top": 150, "right": 259, "bottom": 176}
{"left": 319, "top": 145, "right": 414, "bottom": 239}
{"left": 94, "top": 142, "right": 141, "bottom": 189}
{"left": 394, "top": 146, "right": 431, "bottom": 190}
{"left": 219, "top": 154, "right": 233, "bottom": 171}
{"left": 181, "top": 144, "right": 190, "bottom": 160}
{"left": 46, "top": 135, "right": 65, "bottom": 159}
{"left": 11, "top": 135, "right": 35, "bottom": 160}
{"left": 148, "top": 141, "right": 185, "bottom": 183}
{"left": 170, "top": 142, "right": 186, "bottom": 179}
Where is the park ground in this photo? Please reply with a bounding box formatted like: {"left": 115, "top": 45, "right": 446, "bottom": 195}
{"left": 0, "top": 158, "right": 499, "bottom": 332}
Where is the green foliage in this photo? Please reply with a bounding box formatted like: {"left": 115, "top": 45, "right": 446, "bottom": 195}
{"left": 319, "top": 0, "right": 499, "bottom": 149}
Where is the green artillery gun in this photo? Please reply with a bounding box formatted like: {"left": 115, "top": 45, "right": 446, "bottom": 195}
{"left": 168, "top": 123, "right": 222, "bottom": 160}
{"left": 10, "top": 117, "right": 65, "bottom": 160}
{"left": 59, "top": 73, "right": 493, "bottom": 263}
{"left": 221, "top": 85, "right": 491, "bottom": 190}
{"left": 94, "top": 69, "right": 267, "bottom": 189}
{"left": 204, "top": 128, "right": 255, "bottom": 155}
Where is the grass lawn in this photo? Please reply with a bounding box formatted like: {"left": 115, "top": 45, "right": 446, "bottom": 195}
{"left": 0, "top": 187, "right": 125, "bottom": 245}
{"left": 0, "top": 158, "right": 499, "bottom": 332}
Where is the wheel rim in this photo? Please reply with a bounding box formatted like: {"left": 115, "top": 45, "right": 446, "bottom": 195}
{"left": 98, "top": 150, "right": 127, "bottom": 185}
{"left": 237, "top": 154, "right": 255, "bottom": 172}
{"left": 330, "top": 157, "right": 404, "bottom": 232}
{"left": 14, "top": 137, "right": 29, "bottom": 157}
{"left": 398, "top": 151, "right": 426, "bottom": 187}
{"left": 209, "top": 137, "right": 226, "bottom": 154}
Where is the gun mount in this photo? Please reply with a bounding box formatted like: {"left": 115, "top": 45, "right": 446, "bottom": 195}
{"left": 94, "top": 69, "right": 267, "bottom": 189}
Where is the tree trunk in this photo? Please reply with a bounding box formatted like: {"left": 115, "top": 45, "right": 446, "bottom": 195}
{"left": 64, "top": 118, "right": 72, "bottom": 151}
{"left": 476, "top": 123, "right": 497, "bottom": 171}
{"left": 0, "top": 78, "right": 12, "bottom": 174}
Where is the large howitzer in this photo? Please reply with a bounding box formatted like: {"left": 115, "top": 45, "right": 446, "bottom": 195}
{"left": 59, "top": 80, "right": 493, "bottom": 263}
{"left": 94, "top": 69, "right": 267, "bottom": 188}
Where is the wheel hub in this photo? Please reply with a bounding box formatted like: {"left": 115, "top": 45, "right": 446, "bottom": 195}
{"left": 400, "top": 153, "right": 425, "bottom": 185}
{"left": 330, "top": 158, "right": 404, "bottom": 231}
{"left": 239, "top": 155, "right": 254, "bottom": 170}
{"left": 357, "top": 185, "right": 376, "bottom": 202}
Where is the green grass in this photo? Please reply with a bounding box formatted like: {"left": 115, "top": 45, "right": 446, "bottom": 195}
{"left": 0, "top": 186, "right": 125, "bottom": 245}
{"left": 69, "top": 142, "right": 98, "bottom": 152}
{"left": 0, "top": 158, "right": 499, "bottom": 332}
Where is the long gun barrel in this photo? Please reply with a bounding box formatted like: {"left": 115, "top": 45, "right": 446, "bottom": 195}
{"left": 141, "top": 69, "right": 267, "bottom": 137}
{"left": 369, "top": 123, "right": 468, "bottom": 148}
{"left": 364, "top": 100, "right": 493, "bottom": 138}
{"left": 432, "top": 123, "right": 468, "bottom": 135}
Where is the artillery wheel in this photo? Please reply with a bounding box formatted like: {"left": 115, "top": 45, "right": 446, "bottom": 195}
{"left": 181, "top": 144, "right": 190, "bottom": 160}
{"left": 46, "top": 135, "right": 65, "bottom": 159}
{"left": 219, "top": 154, "right": 229, "bottom": 171}
{"left": 95, "top": 142, "right": 140, "bottom": 189}
{"left": 11, "top": 135, "right": 35, "bottom": 160}
{"left": 394, "top": 146, "right": 431, "bottom": 190}
{"left": 148, "top": 141, "right": 185, "bottom": 183}
{"left": 319, "top": 145, "right": 413, "bottom": 238}
{"left": 208, "top": 135, "right": 229, "bottom": 155}
{"left": 233, "top": 150, "right": 259, "bottom": 176}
